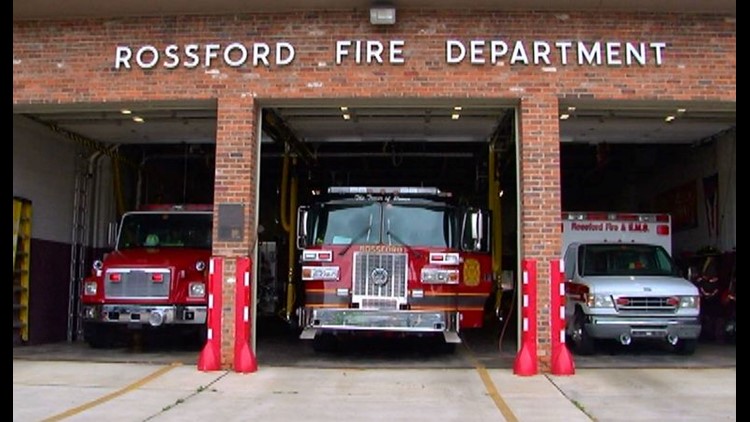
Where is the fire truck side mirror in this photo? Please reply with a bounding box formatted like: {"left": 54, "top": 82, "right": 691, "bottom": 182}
{"left": 107, "top": 222, "right": 118, "bottom": 248}
{"left": 470, "top": 210, "right": 484, "bottom": 250}
{"left": 296, "top": 207, "right": 309, "bottom": 249}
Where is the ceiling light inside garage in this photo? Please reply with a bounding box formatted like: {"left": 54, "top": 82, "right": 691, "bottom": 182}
{"left": 120, "top": 109, "right": 132, "bottom": 115}
{"left": 133, "top": 116, "right": 145, "bottom": 123}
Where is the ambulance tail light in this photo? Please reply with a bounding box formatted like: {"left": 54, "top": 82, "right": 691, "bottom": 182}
{"left": 656, "top": 225, "right": 670, "bottom": 236}
{"left": 655, "top": 214, "right": 670, "bottom": 223}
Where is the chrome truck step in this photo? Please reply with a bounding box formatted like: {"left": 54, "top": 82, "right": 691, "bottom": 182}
{"left": 300, "top": 327, "right": 318, "bottom": 340}
{"left": 443, "top": 331, "right": 462, "bottom": 344}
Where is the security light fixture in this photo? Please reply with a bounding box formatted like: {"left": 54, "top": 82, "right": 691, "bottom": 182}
{"left": 370, "top": 4, "right": 396, "bottom": 25}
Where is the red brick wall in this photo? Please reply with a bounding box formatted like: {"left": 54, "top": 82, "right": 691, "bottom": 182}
{"left": 13, "top": 10, "right": 736, "bottom": 371}
{"left": 213, "top": 96, "right": 258, "bottom": 367}
{"left": 518, "top": 95, "right": 562, "bottom": 371}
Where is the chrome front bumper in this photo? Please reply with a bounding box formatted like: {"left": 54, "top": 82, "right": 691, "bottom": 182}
{"left": 299, "top": 307, "right": 461, "bottom": 343}
{"left": 82, "top": 304, "right": 207, "bottom": 327}
{"left": 585, "top": 315, "right": 702, "bottom": 340}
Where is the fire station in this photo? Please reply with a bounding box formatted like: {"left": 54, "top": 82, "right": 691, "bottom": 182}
{"left": 13, "top": 1, "right": 736, "bottom": 374}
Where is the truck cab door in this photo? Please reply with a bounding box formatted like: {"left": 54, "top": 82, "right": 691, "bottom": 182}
{"left": 563, "top": 244, "right": 578, "bottom": 323}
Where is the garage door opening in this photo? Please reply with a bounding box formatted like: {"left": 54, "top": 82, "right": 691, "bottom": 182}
{"left": 559, "top": 99, "right": 736, "bottom": 363}
{"left": 13, "top": 100, "right": 218, "bottom": 351}
{"left": 255, "top": 100, "right": 521, "bottom": 365}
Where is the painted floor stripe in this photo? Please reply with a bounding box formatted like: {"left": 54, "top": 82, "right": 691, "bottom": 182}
{"left": 461, "top": 344, "right": 519, "bottom": 422}
{"left": 41, "top": 362, "right": 182, "bottom": 422}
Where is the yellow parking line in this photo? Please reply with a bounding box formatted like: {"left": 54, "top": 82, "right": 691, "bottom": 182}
{"left": 461, "top": 344, "right": 519, "bottom": 422}
{"left": 41, "top": 362, "right": 182, "bottom": 422}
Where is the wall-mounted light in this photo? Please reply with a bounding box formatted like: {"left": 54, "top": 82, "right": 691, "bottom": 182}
{"left": 370, "top": 4, "right": 396, "bottom": 25}
{"left": 451, "top": 106, "right": 461, "bottom": 120}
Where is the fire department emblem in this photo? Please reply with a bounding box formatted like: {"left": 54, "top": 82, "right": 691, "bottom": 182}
{"left": 370, "top": 268, "right": 389, "bottom": 286}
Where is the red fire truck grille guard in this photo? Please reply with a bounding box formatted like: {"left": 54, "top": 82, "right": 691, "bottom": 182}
{"left": 352, "top": 252, "right": 408, "bottom": 308}
{"left": 105, "top": 268, "right": 171, "bottom": 299}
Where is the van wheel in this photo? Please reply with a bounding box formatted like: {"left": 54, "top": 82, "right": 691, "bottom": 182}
{"left": 312, "top": 333, "right": 338, "bottom": 353}
{"left": 672, "top": 338, "right": 698, "bottom": 355}
{"left": 570, "top": 309, "right": 595, "bottom": 355}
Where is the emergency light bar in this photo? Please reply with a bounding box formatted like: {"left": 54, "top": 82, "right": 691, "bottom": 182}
{"left": 327, "top": 186, "right": 445, "bottom": 196}
{"left": 562, "top": 212, "right": 670, "bottom": 223}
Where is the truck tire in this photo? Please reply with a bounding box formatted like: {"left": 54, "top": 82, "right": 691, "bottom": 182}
{"left": 312, "top": 333, "right": 338, "bottom": 353}
{"left": 570, "top": 309, "right": 595, "bottom": 355}
{"left": 83, "top": 324, "right": 116, "bottom": 349}
{"left": 672, "top": 338, "right": 698, "bottom": 355}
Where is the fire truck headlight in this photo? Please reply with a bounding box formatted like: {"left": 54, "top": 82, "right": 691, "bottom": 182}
{"left": 189, "top": 282, "right": 206, "bottom": 298}
{"left": 84, "top": 281, "right": 98, "bottom": 296}
{"left": 679, "top": 295, "right": 700, "bottom": 309}
{"left": 421, "top": 268, "right": 459, "bottom": 284}
{"left": 585, "top": 294, "right": 614, "bottom": 308}
{"left": 302, "top": 266, "right": 340, "bottom": 281}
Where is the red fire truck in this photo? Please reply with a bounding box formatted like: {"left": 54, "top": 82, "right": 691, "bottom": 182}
{"left": 80, "top": 204, "right": 212, "bottom": 348}
{"left": 294, "top": 186, "right": 494, "bottom": 351}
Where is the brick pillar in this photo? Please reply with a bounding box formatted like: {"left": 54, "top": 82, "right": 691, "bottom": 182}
{"left": 212, "top": 95, "right": 259, "bottom": 369}
{"left": 517, "top": 95, "right": 562, "bottom": 373}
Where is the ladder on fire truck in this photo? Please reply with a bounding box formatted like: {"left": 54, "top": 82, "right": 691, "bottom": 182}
{"left": 13, "top": 197, "right": 32, "bottom": 344}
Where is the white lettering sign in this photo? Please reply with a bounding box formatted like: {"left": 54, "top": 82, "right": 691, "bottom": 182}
{"left": 114, "top": 42, "right": 296, "bottom": 69}
{"left": 336, "top": 40, "right": 405, "bottom": 64}
{"left": 114, "top": 39, "right": 666, "bottom": 70}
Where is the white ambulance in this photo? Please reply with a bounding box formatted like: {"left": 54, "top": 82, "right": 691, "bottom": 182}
{"left": 561, "top": 212, "right": 701, "bottom": 355}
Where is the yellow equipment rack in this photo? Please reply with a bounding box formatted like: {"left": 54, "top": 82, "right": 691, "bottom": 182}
{"left": 13, "top": 197, "right": 32, "bottom": 343}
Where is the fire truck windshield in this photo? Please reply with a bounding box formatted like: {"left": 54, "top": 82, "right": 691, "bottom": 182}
{"left": 309, "top": 201, "right": 458, "bottom": 248}
{"left": 117, "top": 212, "right": 213, "bottom": 250}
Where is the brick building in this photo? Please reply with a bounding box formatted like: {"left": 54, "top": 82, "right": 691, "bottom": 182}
{"left": 13, "top": 1, "right": 736, "bottom": 372}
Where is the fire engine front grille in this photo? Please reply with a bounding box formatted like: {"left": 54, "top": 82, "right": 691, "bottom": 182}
{"left": 616, "top": 296, "right": 677, "bottom": 313}
{"left": 353, "top": 252, "right": 408, "bottom": 307}
{"left": 105, "top": 269, "right": 171, "bottom": 299}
